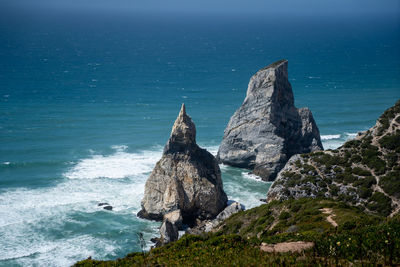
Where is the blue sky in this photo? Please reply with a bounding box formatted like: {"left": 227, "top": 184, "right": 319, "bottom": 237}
{"left": 2, "top": 0, "right": 400, "bottom": 17}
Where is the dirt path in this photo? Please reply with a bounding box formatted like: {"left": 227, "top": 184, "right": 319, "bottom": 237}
{"left": 260, "top": 241, "right": 314, "bottom": 253}
{"left": 320, "top": 208, "right": 338, "bottom": 227}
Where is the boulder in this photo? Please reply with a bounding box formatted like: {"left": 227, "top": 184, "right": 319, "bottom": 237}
{"left": 189, "top": 202, "right": 244, "bottom": 233}
{"left": 159, "top": 219, "right": 179, "bottom": 245}
{"left": 139, "top": 104, "right": 228, "bottom": 224}
{"left": 217, "top": 59, "right": 323, "bottom": 181}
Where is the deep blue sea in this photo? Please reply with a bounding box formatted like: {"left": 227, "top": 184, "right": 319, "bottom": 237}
{"left": 0, "top": 11, "right": 399, "bottom": 266}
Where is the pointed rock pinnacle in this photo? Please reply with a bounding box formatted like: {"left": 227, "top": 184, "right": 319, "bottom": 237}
{"left": 164, "top": 103, "right": 197, "bottom": 154}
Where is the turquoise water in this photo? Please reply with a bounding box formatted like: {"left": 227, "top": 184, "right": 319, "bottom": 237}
{"left": 0, "top": 12, "right": 399, "bottom": 266}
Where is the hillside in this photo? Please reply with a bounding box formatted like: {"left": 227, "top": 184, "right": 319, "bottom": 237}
{"left": 75, "top": 198, "right": 400, "bottom": 266}
{"left": 267, "top": 100, "right": 400, "bottom": 217}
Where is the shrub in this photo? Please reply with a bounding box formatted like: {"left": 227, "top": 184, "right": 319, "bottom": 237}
{"left": 352, "top": 167, "right": 372, "bottom": 177}
{"left": 368, "top": 192, "right": 392, "bottom": 216}
{"left": 379, "top": 171, "right": 400, "bottom": 198}
{"left": 353, "top": 176, "right": 376, "bottom": 188}
{"left": 357, "top": 187, "right": 373, "bottom": 199}
{"left": 379, "top": 133, "right": 400, "bottom": 151}
{"left": 344, "top": 140, "right": 361, "bottom": 148}
{"left": 329, "top": 184, "right": 339, "bottom": 196}
{"left": 279, "top": 211, "right": 290, "bottom": 220}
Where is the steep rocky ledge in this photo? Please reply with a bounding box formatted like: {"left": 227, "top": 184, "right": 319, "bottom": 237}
{"left": 267, "top": 100, "right": 400, "bottom": 217}
{"left": 138, "top": 104, "right": 228, "bottom": 226}
{"left": 217, "top": 60, "right": 323, "bottom": 181}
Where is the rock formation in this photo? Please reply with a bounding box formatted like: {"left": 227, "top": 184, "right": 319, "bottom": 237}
{"left": 139, "top": 104, "right": 228, "bottom": 224}
{"left": 217, "top": 59, "right": 323, "bottom": 181}
{"left": 267, "top": 100, "right": 400, "bottom": 217}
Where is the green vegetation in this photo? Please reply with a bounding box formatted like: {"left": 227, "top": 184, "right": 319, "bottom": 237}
{"left": 74, "top": 198, "right": 400, "bottom": 266}
{"left": 379, "top": 132, "right": 400, "bottom": 152}
{"left": 377, "top": 100, "right": 400, "bottom": 135}
{"left": 273, "top": 100, "right": 400, "bottom": 216}
{"left": 367, "top": 192, "right": 393, "bottom": 217}
{"left": 380, "top": 171, "right": 400, "bottom": 198}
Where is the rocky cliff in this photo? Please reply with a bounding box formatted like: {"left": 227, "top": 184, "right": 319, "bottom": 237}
{"left": 217, "top": 60, "right": 323, "bottom": 181}
{"left": 267, "top": 100, "right": 400, "bottom": 217}
{"left": 139, "top": 104, "right": 227, "bottom": 223}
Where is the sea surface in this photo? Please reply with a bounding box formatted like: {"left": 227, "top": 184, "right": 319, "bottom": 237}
{"left": 0, "top": 11, "right": 399, "bottom": 266}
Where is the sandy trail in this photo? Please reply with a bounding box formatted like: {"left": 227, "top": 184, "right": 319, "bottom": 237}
{"left": 260, "top": 241, "right": 314, "bottom": 253}
{"left": 320, "top": 208, "right": 338, "bottom": 227}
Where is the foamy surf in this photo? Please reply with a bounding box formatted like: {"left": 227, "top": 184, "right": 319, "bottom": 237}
{"left": 0, "top": 146, "right": 164, "bottom": 266}
{"left": 65, "top": 148, "right": 162, "bottom": 179}
{"left": 321, "top": 134, "right": 341, "bottom": 140}
{"left": 321, "top": 132, "right": 358, "bottom": 150}
{"left": 0, "top": 144, "right": 269, "bottom": 266}
{"left": 241, "top": 171, "right": 262, "bottom": 181}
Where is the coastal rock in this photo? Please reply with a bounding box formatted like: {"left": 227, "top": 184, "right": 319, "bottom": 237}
{"left": 159, "top": 220, "right": 179, "bottom": 244}
{"left": 217, "top": 60, "right": 323, "bottom": 181}
{"left": 267, "top": 100, "right": 400, "bottom": 217}
{"left": 158, "top": 210, "right": 183, "bottom": 245}
{"left": 188, "top": 201, "right": 244, "bottom": 234}
{"left": 163, "top": 210, "right": 183, "bottom": 229}
{"left": 139, "top": 104, "right": 228, "bottom": 223}
{"left": 204, "top": 201, "right": 244, "bottom": 232}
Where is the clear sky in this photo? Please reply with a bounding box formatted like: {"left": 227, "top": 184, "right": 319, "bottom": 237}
{"left": 2, "top": 0, "right": 400, "bottom": 17}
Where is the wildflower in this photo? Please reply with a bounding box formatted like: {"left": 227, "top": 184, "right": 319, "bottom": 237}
{"left": 348, "top": 238, "right": 351, "bottom": 241}
{"left": 336, "top": 241, "right": 341, "bottom": 246}
{"left": 385, "top": 240, "right": 389, "bottom": 244}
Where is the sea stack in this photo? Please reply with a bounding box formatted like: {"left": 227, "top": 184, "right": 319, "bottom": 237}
{"left": 217, "top": 60, "right": 323, "bottom": 181}
{"left": 139, "top": 104, "right": 227, "bottom": 224}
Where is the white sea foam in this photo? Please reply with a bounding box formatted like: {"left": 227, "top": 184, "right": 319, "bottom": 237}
{"left": 345, "top": 132, "right": 358, "bottom": 139}
{"left": 0, "top": 147, "right": 162, "bottom": 266}
{"left": 0, "top": 143, "right": 270, "bottom": 266}
{"left": 321, "top": 134, "right": 341, "bottom": 140}
{"left": 241, "top": 172, "right": 262, "bottom": 181}
{"left": 65, "top": 149, "right": 161, "bottom": 179}
{"left": 322, "top": 139, "right": 345, "bottom": 150}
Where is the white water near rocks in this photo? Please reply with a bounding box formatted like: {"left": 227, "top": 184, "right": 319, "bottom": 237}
{"left": 0, "top": 145, "right": 273, "bottom": 266}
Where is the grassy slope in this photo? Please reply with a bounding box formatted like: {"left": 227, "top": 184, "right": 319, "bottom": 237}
{"left": 75, "top": 198, "right": 400, "bottom": 266}
{"left": 268, "top": 100, "right": 400, "bottom": 216}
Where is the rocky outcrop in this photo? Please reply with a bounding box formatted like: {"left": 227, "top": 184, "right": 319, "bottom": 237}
{"left": 159, "top": 211, "right": 182, "bottom": 245}
{"left": 267, "top": 100, "right": 400, "bottom": 217}
{"left": 217, "top": 60, "right": 323, "bottom": 181}
{"left": 139, "top": 104, "right": 228, "bottom": 223}
{"left": 187, "top": 201, "right": 244, "bottom": 234}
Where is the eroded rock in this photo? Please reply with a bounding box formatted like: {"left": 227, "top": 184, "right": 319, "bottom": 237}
{"left": 139, "top": 104, "right": 228, "bottom": 224}
{"left": 217, "top": 60, "right": 323, "bottom": 181}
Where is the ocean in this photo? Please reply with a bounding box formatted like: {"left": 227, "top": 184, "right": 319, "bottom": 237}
{"left": 0, "top": 11, "right": 399, "bottom": 266}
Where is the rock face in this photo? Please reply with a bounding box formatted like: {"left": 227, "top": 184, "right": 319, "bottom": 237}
{"left": 217, "top": 60, "right": 323, "bottom": 181}
{"left": 267, "top": 100, "right": 400, "bottom": 217}
{"left": 187, "top": 201, "right": 244, "bottom": 234}
{"left": 139, "top": 104, "right": 228, "bottom": 223}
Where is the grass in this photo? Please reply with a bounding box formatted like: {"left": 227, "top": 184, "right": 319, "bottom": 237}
{"left": 74, "top": 198, "right": 400, "bottom": 267}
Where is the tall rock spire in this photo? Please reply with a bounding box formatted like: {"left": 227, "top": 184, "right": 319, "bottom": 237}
{"left": 217, "top": 60, "right": 323, "bottom": 181}
{"left": 164, "top": 103, "right": 197, "bottom": 154}
{"left": 139, "top": 104, "right": 227, "bottom": 223}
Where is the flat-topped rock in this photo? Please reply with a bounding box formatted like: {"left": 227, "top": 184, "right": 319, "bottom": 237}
{"left": 217, "top": 60, "right": 323, "bottom": 181}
